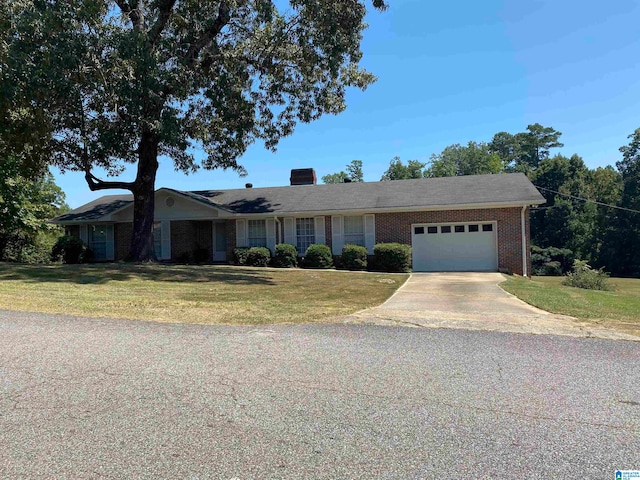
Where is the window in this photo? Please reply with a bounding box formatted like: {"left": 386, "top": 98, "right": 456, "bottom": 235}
{"left": 248, "top": 219, "right": 267, "bottom": 247}
{"left": 88, "top": 225, "right": 110, "bottom": 260}
{"left": 455, "top": 225, "right": 465, "bottom": 233}
{"left": 441, "top": 226, "right": 452, "bottom": 233}
{"left": 153, "top": 222, "right": 162, "bottom": 257}
{"left": 482, "top": 224, "right": 493, "bottom": 232}
{"left": 296, "top": 218, "right": 315, "bottom": 254}
{"left": 343, "top": 216, "right": 365, "bottom": 246}
{"left": 468, "top": 224, "right": 479, "bottom": 232}
{"left": 427, "top": 226, "right": 438, "bottom": 234}
{"left": 414, "top": 226, "right": 425, "bottom": 235}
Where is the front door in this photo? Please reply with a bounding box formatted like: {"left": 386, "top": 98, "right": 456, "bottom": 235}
{"left": 212, "top": 222, "right": 227, "bottom": 262}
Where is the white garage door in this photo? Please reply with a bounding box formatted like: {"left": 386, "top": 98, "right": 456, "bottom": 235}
{"left": 411, "top": 222, "right": 498, "bottom": 272}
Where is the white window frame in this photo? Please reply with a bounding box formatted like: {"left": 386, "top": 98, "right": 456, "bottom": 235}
{"left": 87, "top": 224, "right": 114, "bottom": 261}
{"left": 295, "top": 217, "right": 315, "bottom": 254}
{"left": 343, "top": 215, "right": 365, "bottom": 247}
{"left": 247, "top": 219, "right": 267, "bottom": 248}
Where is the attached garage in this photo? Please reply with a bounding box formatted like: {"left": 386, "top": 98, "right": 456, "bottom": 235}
{"left": 411, "top": 222, "right": 498, "bottom": 272}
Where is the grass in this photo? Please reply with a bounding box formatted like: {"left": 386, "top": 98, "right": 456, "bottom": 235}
{"left": 501, "top": 275, "right": 640, "bottom": 337}
{"left": 0, "top": 263, "right": 408, "bottom": 325}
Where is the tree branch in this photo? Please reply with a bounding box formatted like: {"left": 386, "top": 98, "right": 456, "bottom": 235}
{"left": 84, "top": 170, "right": 135, "bottom": 192}
{"left": 184, "top": 1, "right": 231, "bottom": 67}
{"left": 115, "top": 0, "right": 144, "bottom": 30}
{"left": 147, "top": 0, "right": 177, "bottom": 48}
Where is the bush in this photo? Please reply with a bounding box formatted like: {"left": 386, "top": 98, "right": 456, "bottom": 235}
{"left": 192, "top": 245, "right": 210, "bottom": 264}
{"left": 536, "top": 260, "right": 562, "bottom": 276}
{"left": 373, "top": 243, "right": 411, "bottom": 272}
{"left": 531, "top": 246, "right": 574, "bottom": 275}
{"left": 233, "top": 247, "right": 251, "bottom": 265}
{"left": 271, "top": 243, "right": 298, "bottom": 268}
{"left": 51, "top": 235, "right": 89, "bottom": 264}
{"left": 341, "top": 244, "right": 368, "bottom": 271}
{"left": 302, "top": 244, "right": 333, "bottom": 269}
{"left": 562, "top": 260, "right": 611, "bottom": 291}
{"left": 245, "top": 247, "right": 271, "bottom": 267}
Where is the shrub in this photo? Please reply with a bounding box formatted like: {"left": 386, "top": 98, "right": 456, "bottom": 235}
{"left": 562, "top": 260, "right": 611, "bottom": 291}
{"left": 175, "top": 251, "right": 193, "bottom": 263}
{"left": 271, "top": 243, "right": 298, "bottom": 268}
{"left": 341, "top": 244, "right": 368, "bottom": 271}
{"left": 245, "top": 247, "right": 271, "bottom": 267}
{"left": 537, "top": 260, "right": 562, "bottom": 276}
{"left": 373, "top": 243, "right": 411, "bottom": 272}
{"left": 192, "top": 245, "right": 210, "bottom": 264}
{"left": 531, "top": 246, "right": 574, "bottom": 275}
{"left": 233, "top": 247, "right": 251, "bottom": 265}
{"left": 303, "top": 244, "right": 333, "bottom": 269}
{"left": 51, "top": 235, "right": 89, "bottom": 264}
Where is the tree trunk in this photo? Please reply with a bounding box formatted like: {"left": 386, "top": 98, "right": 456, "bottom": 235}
{"left": 128, "top": 132, "right": 160, "bottom": 261}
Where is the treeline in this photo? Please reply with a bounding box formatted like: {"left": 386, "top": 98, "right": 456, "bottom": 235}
{"left": 0, "top": 157, "right": 68, "bottom": 263}
{"left": 326, "top": 124, "right": 640, "bottom": 277}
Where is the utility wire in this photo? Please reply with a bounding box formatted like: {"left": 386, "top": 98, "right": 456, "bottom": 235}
{"left": 534, "top": 185, "right": 640, "bottom": 215}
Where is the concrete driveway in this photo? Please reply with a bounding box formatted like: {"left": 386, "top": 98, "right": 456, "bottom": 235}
{"left": 348, "top": 273, "right": 637, "bottom": 341}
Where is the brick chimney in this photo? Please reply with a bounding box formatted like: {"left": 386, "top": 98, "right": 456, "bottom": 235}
{"left": 290, "top": 168, "right": 317, "bottom": 186}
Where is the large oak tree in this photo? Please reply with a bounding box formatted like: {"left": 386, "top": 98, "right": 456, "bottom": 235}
{"left": 2, "top": 0, "right": 387, "bottom": 260}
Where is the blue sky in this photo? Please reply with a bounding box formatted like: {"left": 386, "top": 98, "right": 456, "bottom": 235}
{"left": 55, "top": 0, "right": 640, "bottom": 208}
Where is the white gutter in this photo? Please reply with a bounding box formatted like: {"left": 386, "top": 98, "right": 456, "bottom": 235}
{"left": 521, "top": 205, "right": 528, "bottom": 277}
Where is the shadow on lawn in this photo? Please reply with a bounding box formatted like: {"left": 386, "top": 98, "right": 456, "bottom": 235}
{"left": 0, "top": 263, "right": 276, "bottom": 286}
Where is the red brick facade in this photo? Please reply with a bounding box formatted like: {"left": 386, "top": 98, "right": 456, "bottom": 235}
{"left": 170, "top": 220, "right": 213, "bottom": 262}
{"left": 77, "top": 206, "right": 532, "bottom": 274}
{"left": 374, "top": 207, "right": 530, "bottom": 275}
{"left": 114, "top": 223, "right": 132, "bottom": 261}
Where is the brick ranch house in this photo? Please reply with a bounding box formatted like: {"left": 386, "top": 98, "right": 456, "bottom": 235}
{"left": 52, "top": 170, "right": 545, "bottom": 275}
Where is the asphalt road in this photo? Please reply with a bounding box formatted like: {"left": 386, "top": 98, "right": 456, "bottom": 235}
{"left": 1, "top": 310, "right": 639, "bottom": 479}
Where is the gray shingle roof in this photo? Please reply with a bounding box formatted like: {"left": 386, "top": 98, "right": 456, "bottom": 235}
{"left": 54, "top": 195, "right": 133, "bottom": 222}
{"left": 52, "top": 173, "right": 545, "bottom": 223}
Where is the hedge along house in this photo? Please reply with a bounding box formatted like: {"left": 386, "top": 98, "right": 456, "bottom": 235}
{"left": 51, "top": 170, "right": 545, "bottom": 275}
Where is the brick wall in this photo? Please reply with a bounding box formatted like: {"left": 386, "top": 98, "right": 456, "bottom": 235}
{"left": 69, "top": 207, "right": 531, "bottom": 273}
{"left": 324, "top": 216, "right": 333, "bottom": 253}
{"left": 374, "top": 207, "right": 530, "bottom": 275}
{"left": 170, "top": 220, "right": 213, "bottom": 261}
{"left": 114, "top": 223, "right": 132, "bottom": 261}
{"left": 226, "top": 220, "right": 236, "bottom": 262}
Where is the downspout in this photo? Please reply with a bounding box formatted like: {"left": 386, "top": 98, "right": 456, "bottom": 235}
{"left": 521, "top": 205, "right": 528, "bottom": 277}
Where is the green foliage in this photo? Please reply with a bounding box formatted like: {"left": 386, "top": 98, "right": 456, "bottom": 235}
{"left": 2, "top": 0, "right": 387, "bottom": 260}
{"left": 321, "top": 171, "right": 349, "bottom": 184}
{"left": 245, "top": 247, "right": 271, "bottom": 267}
{"left": 303, "top": 244, "right": 334, "bottom": 269}
{"left": 531, "top": 246, "right": 575, "bottom": 276}
{"left": 372, "top": 243, "right": 411, "bottom": 272}
{"left": 192, "top": 245, "right": 210, "bottom": 264}
{"left": 380, "top": 156, "right": 426, "bottom": 181}
{"left": 0, "top": 157, "right": 68, "bottom": 263}
{"left": 426, "top": 141, "right": 503, "bottom": 177}
{"left": 488, "top": 124, "right": 563, "bottom": 173}
{"left": 599, "top": 128, "right": 640, "bottom": 277}
{"left": 271, "top": 243, "right": 298, "bottom": 268}
{"left": 341, "top": 244, "right": 368, "bottom": 270}
{"left": 233, "top": 247, "right": 251, "bottom": 266}
{"left": 51, "top": 235, "right": 89, "bottom": 264}
{"left": 562, "top": 260, "right": 611, "bottom": 291}
{"left": 2, "top": 231, "right": 57, "bottom": 264}
{"left": 322, "top": 160, "right": 364, "bottom": 184}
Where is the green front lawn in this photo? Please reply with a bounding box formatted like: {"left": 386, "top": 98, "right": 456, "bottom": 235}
{"left": 0, "top": 263, "right": 407, "bottom": 325}
{"left": 501, "top": 275, "right": 640, "bottom": 337}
